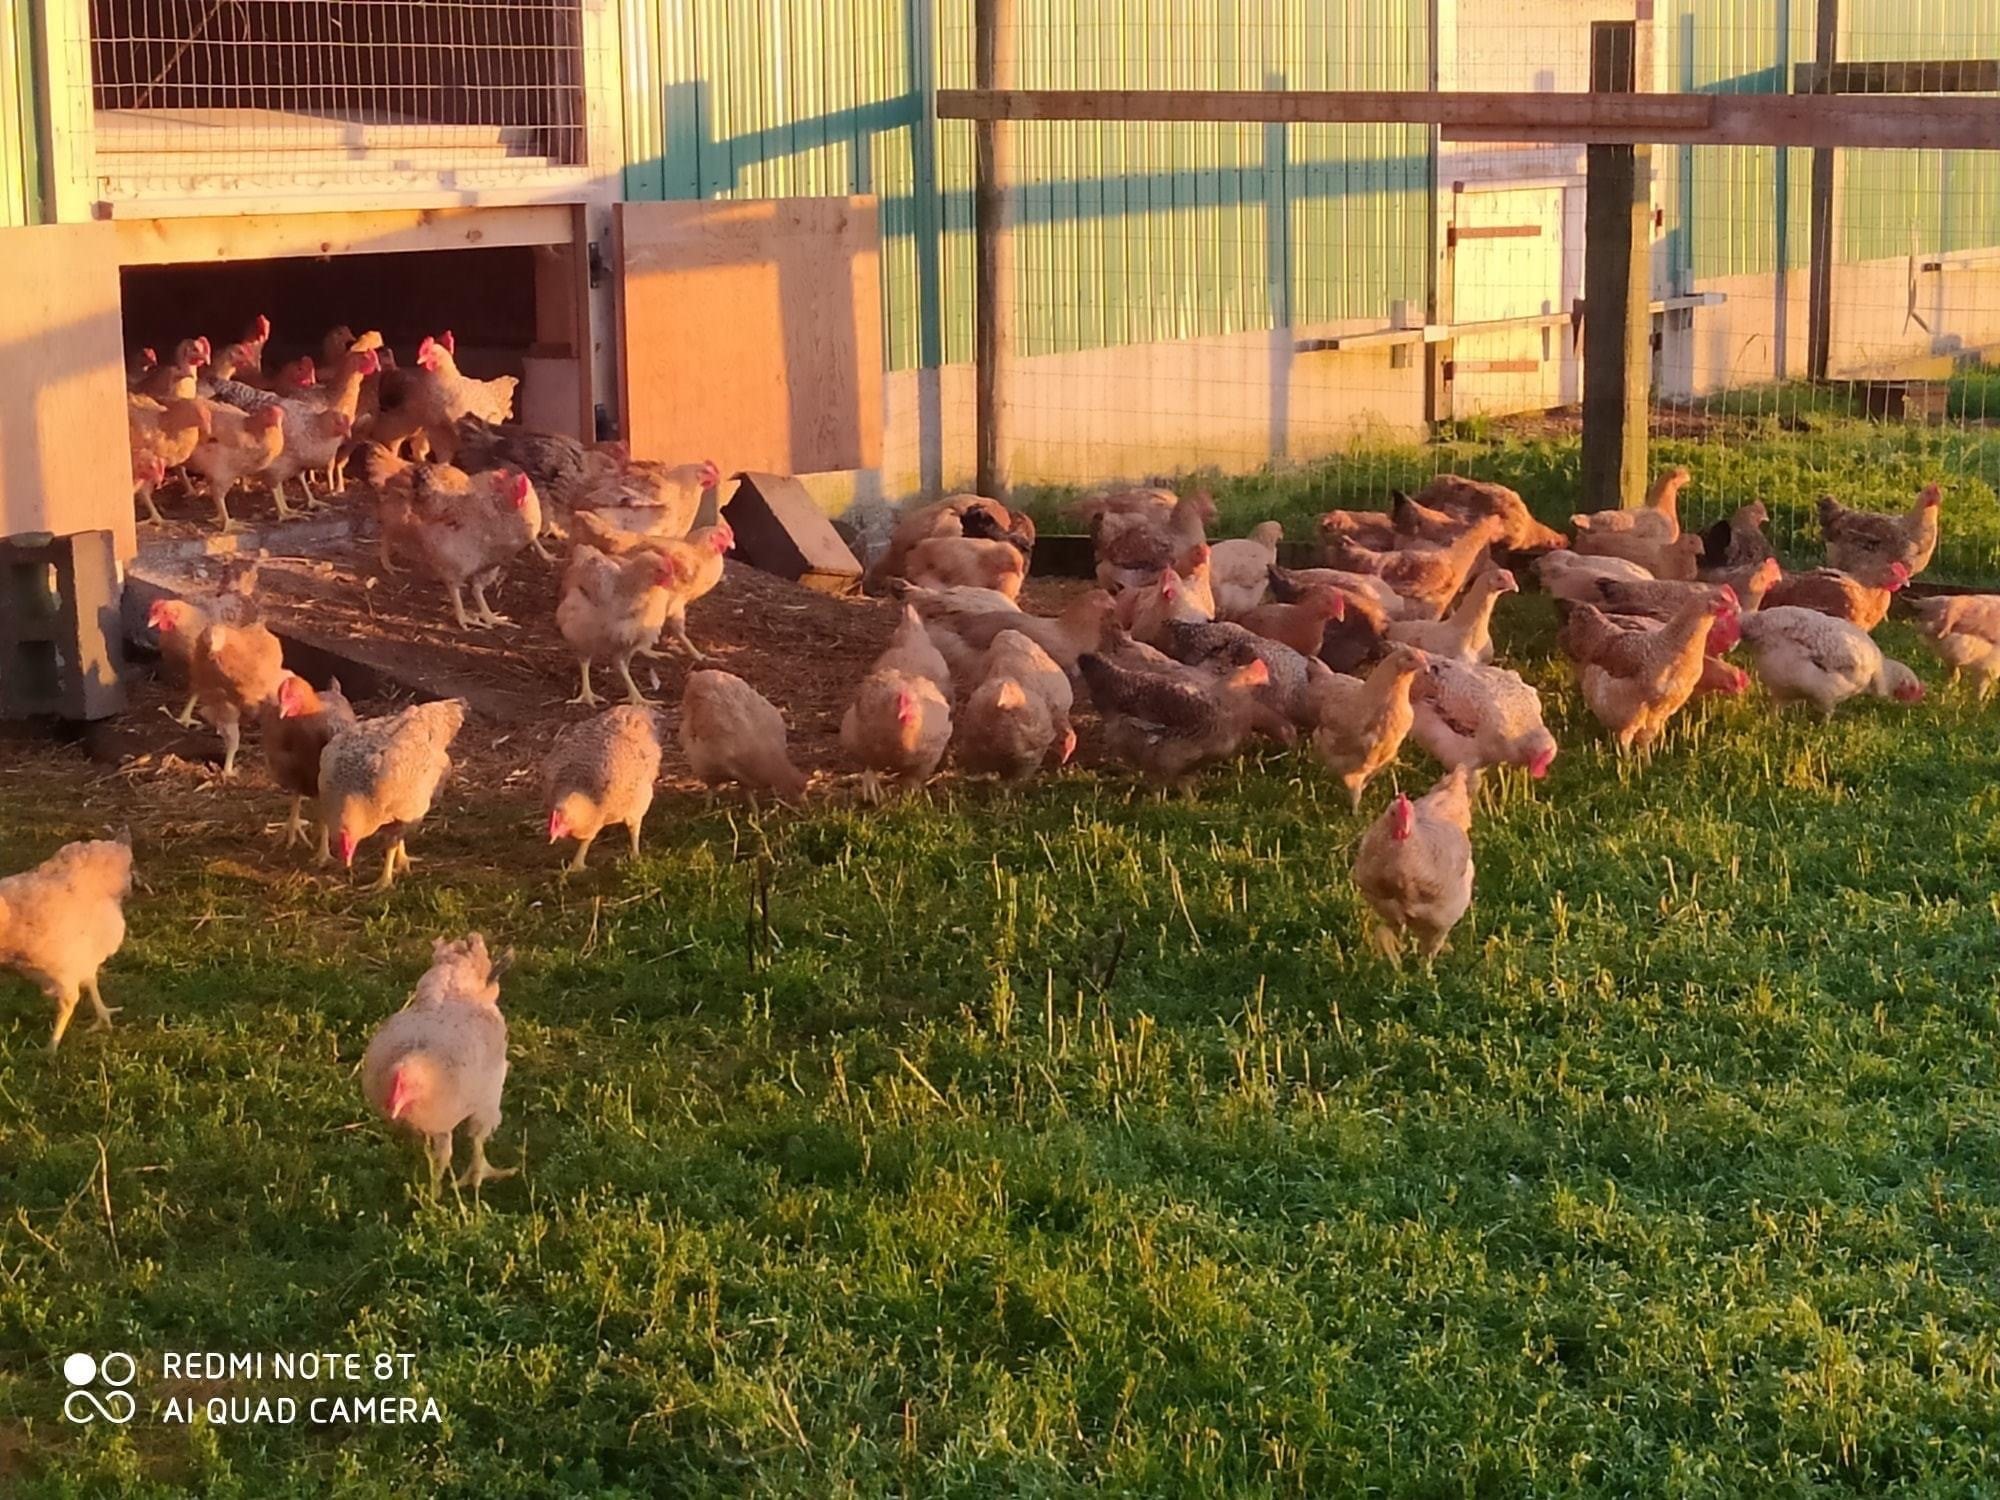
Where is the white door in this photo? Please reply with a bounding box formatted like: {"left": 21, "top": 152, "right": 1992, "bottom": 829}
{"left": 1450, "top": 187, "right": 1566, "bottom": 419}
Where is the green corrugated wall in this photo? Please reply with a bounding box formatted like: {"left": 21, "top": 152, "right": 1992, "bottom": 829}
{"left": 621, "top": 0, "right": 1430, "bottom": 374}
{"left": 1, "top": 0, "right": 40, "bottom": 227}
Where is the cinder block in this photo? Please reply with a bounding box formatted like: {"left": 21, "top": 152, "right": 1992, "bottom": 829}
{"left": 0, "top": 529, "right": 128, "bottom": 720}
{"left": 725, "top": 472, "right": 863, "bottom": 596}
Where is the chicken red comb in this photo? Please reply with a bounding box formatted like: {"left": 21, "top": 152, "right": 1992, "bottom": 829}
{"left": 700, "top": 459, "right": 721, "bottom": 488}
{"left": 252, "top": 314, "right": 270, "bottom": 340}
{"left": 1921, "top": 484, "right": 1941, "bottom": 508}
{"left": 546, "top": 807, "right": 567, "bottom": 844}
{"left": 713, "top": 522, "right": 735, "bottom": 552}
{"left": 385, "top": 1065, "right": 415, "bottom": 1120}
{"left": 1389, "top": 794, "right": 1416, "bottom": 842}
{"left": 442, "top": 330, "right": 456, "bottom": 354}
{"left": 142, "top": 346, "right": 157, "bottom": 363}
{"left": 509, "top": 472, "right": 532, "bottom": 507}
{"left": 355, "top": 348, "right": 382, "bottom": 375}
{"left": 147, "top": 599, "right": 174, "bottom": 631}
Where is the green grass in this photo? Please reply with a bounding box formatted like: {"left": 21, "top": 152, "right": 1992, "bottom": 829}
{"left": 11, "top": 435, "right": 2000, "bottom": 1494}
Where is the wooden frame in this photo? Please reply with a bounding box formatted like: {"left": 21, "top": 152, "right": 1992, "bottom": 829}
{"left": 935, "top": 89, "right": 2000, "bottom": 151}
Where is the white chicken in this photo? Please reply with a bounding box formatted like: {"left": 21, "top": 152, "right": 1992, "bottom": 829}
{"left": 1208, "top": 522, "right": 1284, "bottom": 618}
{"left": 1351, "top": 766, "right": 1477, "bottom": 961}
{"left": 0, "top": 835, "right": 133, "bottom": 1050}
{"left": 1909, "top": 595, "right": 2000, "bottom": 698}
{"left": 1737, "top": 606, "right": 1925, "bottom": 716}
{"left": 1410, "top": 658, "right": 1558, "bottom": 778}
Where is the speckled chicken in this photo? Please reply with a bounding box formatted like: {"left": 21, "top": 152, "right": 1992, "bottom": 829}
{"left": 841, "top": 669, "right": 952, "bottom": 801}
{"left": 190, "top": 618, "right": 286, "bottom": 778}
{"left": 319, "top": 699, "right": 467, "bottom": 892}
{"left": 1411, "top": 658, "right": 1558, "bottom": 778}
{"left": 1386, "top": 568, "right": 1516, "bottom": 663}
{"left": 1353, "top": 766, "right": 1476, "bottom": 961}
{"left": 680, "top": 670, "right": 809, "bottom": 802}
{"left": 1763, "top": 561, "right": 1909, "bottom": 630}
{"left": 0, "top": 835, "right": 132, "bottom": 1051}
{"left": 1557, "top": 597, "right": 1736, "bottom": 752}
{"left": 557, "top": 546, "right": 680, "bottom": 706}
{"left": 543, "top": 705, "right": 664, "bottom": 871}
{"left": 1208, "top": 522, "right": 1284, "bottom": 618}
{"left": 1819, "top": 484, "right": 1941, "bottom": 579}
{"left": 1077, "top": 651, "right": 1273, "bottom": 788}
{"left": 361, "top": 933, "right": 514, "bottom": 1194}
{"left": 1909, "top": 594, "right": 2000, "bottom": 697}
{"left": 1163, "top": 618, "right": 1326, "bottom": 729}
{"left": 1738, "top": 606, "right": 1925, "bottom": 716}
{"left": 1304, "top": 646, "right": 1428, "bottom": 811}
{"left": 263, "top": 673, "right": 357, "bottom": 855}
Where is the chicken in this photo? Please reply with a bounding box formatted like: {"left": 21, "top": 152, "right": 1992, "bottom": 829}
{"left": 1557, "top": 597, "right": 1736, "bottom": 752}
{"left": 135, "top": 338, "right": 209, "bottom": 400}
{"left": 1699, "top": 500, "right": 1774, "bottom": 571}
{"left": 1386, "top": 568, "right": 1516, "bottom": 663}
{"left": 1077, "top": 652, "right": 1273, "bottom": 789}
{"left": 320, "top": 699, "right": 467, "bottom": 891}
{"left": 191, "top": 619, "right": 285, "bottom": 777}
{"left": 903, "top": 535, "right": 1028, "bottom": 602}
{"left": 0, "top": 835, "right": 133, "bottom": 1050}
{"left": 253, "top": 347, "right": 380, "bottom": 506}
{"left": 575, "top": 458, "right": 725, "bottom": 540}
{"left": 143, "top": 562, "right": 261, "bottom": 726}
{"left": 621, "top": 522, "right": 736, "bottom": 662}
{"left": 840, "top": 669, "right": 952, "bottom": 801}
{"left": 1094, "top": 491, "right": 1215, "bottom": 592}
{"left": 1819, "top": 484, "right": 1941, "bottom": 579}
{"left": 1317, "top": 507, "right": 1402, "bottom": 553}
{"left": 363, "top": 445, "right": 541, "bottom": 630}
{"left": 1236, "top": 586, "right": 1347, "bottom": 657}
{"left": 1209, "top": 522, "right": 1284, "bottom": 618}
{"left": 454, "top": 416, "right": 636, "bottom": 553}
{"left": 1411, "top": 658, "right": 1558, "bottom": 778}
{"left": 558, "top": 547, "right": 681, "bottom": 706}
{"left": 1411, "top": 474, "right": 1569, "bottom": 554}
{"left": 957, "top": 673, "right": 1068, "bottom": 781}
{"left": 360, "top": 933, "right": 515, "bottom": 1194}
{"left": 976, "top": 629, "right": 1075, "bottom": 743}
{"left": 911, "top": 588, "right": 1117, "bottom": 683}
{"left": 1268, "top": 563, "right": 1410, "bottom": 621}
{"left": 1390, "top": 492, "right": 1484, "bottom": 546}
{"left": 1909, "top": 595, "right": 2000, "bottom": 698}
{"left": 1352, "top": 766, "right": 1476, "bottom": 961}
{"left": 1585, "top": 563, "right": 1779, "bottom": 622}
{"left": 1762, "top": 562, "right": 1909, "bottom": 630}
{"left": 1535, "top": 549, "right": 1662, "bottom": 603}
{"left": 1120, "top": 566, "right": 1213, "bottom": 648}
{"left": 1304, "top": 645, "right": 1428, "bottom": 811}
{"left": 370, "top": 332, "right": 519, "bottom": 460}
{"left": 263, "top": 673, "right": 357, "bottom": 854}
{"left": 128, "top": 394, "right": 212, "bottom": 524}
{"left": 1163, "top": 619, "right": 1324, "bottom": 729}
{"left": 542, "top": 705, "right": 663, "bottom": 871}
{"left": 1703, "top": 557, "right": 1786, "bottom": 611}
{"left": 1737, "top": 606, "right": 1926, "bottom": 716}
{"left": 1176, "top": 543, "right": 1219, "bottom": 620}
{"left": 679, "top": 671, "right": 810, "bottom": 802}
{"left": 1328, "top": 520, "right": 1503, "bottom": 618}
{"left": 869, "top": 494, "right": 1035, "bottom": 589}
{"left": 869, "top": 604, "right": 954, "bottom": 699}
{"left": 126, "top": 345, "right": 159, "bottom": 388}
{"left": 1570, "top": 465, "right": 1690, "bottom": 565}
{"left": 187, "top": 403, "right": 286, "bottom": 530}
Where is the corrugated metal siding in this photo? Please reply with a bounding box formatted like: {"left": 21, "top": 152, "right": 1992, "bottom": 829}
{"left": 622, "top": 0, "right": 1430, "bottom": 373}
{"left": 1, "top": 0, "right": 40, "bottom": 227}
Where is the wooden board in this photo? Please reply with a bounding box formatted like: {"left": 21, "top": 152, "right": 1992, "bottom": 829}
{"left": 0, "top": 224, "right": 135, "bottom": 561}
{"left": 936, "top": 88, "right": 2000, "bottom": 151}
{"left": 614, "top": 198, "right": 884, "bottom": 476}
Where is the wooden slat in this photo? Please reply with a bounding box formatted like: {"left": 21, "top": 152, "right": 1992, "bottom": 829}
{"left": 613, "top": 198, "right": 884, "bottom": 476}
{"left": 1452, "top": 224, "right": 1541, "bottom": 242}
{"left": 936, "top": 88, "right": 2000, "bottom": 151}
{"left": 113, "top": 204, "right": 577, "bottom": 265}
{"left": 1796, "top": 59, "right": 2000, "bottom": 95}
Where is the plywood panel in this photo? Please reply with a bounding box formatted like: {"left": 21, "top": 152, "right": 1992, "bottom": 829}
{"left": 615, "top": 198, "right": 884, "bottom": 475}
{"left": 0, "top": 224, "right": 135, "bottom": 560}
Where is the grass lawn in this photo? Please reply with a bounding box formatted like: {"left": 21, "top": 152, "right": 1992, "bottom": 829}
{"left": 7, "top": 441, "right": 2000, "bottom": 1494}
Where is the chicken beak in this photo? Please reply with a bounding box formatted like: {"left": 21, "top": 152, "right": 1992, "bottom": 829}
{"left": 336, "top": 830, "right": 357, "bottom": 867}
{"left": 546, "top": 809, "right": 567, "bottom": 844}
{"left": 385, "top": 1066, "right": 415, "bottom": 1122}
{"left": 1059, "top": 727, "right": 1078, "bottom": 765}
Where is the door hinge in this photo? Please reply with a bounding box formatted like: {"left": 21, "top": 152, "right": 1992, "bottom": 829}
{"left": 588, "top": 242, "right": 608, "bottom": 289}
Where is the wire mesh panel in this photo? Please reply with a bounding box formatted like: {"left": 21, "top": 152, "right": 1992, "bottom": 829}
{"left": 77, "top": 0, "right": 593, "bottom": 204}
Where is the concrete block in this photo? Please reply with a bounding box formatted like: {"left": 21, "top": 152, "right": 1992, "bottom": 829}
{"left": 725, "top": 472, "right": 862, "bottom": 596}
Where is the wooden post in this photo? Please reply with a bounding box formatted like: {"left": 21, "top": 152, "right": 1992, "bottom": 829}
{"left": 1807, "top": 0, "right": 1840, "bottom": 381}
{"left": 973, "top": 0, "right": 1016, "bottom": 499}
{"left": 1582, "top": 23, "right": 1651, "bottom": 511}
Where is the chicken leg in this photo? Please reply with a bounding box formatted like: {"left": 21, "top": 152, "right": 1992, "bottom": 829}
{"left": 218, "top": 717, "right": 243, "bottom": 779}
{"left": 46, "top": 976, "right": 116, "bottom": 1051}
{"left": 208, "top": 483, "right": 240, "bottom": 534}
{"left": 168, "top": 693, "right": 199, "bottom": 728}
{"left": 614, "top": 655, "right": 656, "bottom": 707}
{"left": 362, "top": 836, "right": 413, "bottom": 894}
{"left": 138, "top": 486, "right": 166, "bottom": 526}
{"left": 564, "top": 831, "right": 598, "bottom": 874}
{"left": 468, "top": 580, "right": 511, "bottom": 629}
{"left": 423, "top": 1131, "right": 454, "bottom": 1197}
{"left": 456, "top": 1119, "right": 516, "bottom": 1192}
{"left": 637, "top": 614, "right": 711, "bottom": 664}
{"left": 445, "top": 584, "right": 479, "bottom": 632}
{"left": 627, "top": 817, "right": 644, "bottom": 860}
{"left": 567, "top": 659, "right": 601, "bottom": 708}
{"left": 279, "top": 795, "right": 307, "bottom": 848}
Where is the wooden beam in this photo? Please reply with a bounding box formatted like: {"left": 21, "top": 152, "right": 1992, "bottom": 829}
{"left": 1581, "top": 23, "right": 1651, "bottom": 514}
{"left": 1807, "top": 0, "right": 1841, "bottom": 382}
{"left": 1795, "top": 59, "right": 2000, "bottom": 94}
{"left": 935, "top": 88, "right": 2000, "bottom": 151}
{"left": 111, "top": 204, "right": 578, "bottom": 266}
{"left": 973, "top": 0, "right": 1016, "bottom": 499}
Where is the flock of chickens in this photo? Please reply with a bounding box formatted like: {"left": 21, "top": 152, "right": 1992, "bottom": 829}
{"left": 7, "top": 312, "right": 1982, "bottom": 1192}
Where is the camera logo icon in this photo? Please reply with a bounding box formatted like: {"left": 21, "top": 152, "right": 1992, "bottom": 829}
{"left": 63, "top": 1352, "right": 136, "bottom": 1425}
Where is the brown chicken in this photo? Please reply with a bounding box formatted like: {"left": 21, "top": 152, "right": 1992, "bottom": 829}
{"left": 909, "top": 587, "right": 1117, "bottom": 683}
{"left": 0, "top": 835, "right": 133, "bottom": 1050}
{"left": 1909, "top": 594, "right": 2000, "bottom": 697}
{"left": 1390, "top": 492, "right": 1483, "bottom": 546}
{"left": 1699, "top": 500, "right": 1774, "bottom": 571}
{"left": 191, "top": 619, "right": 285, "bottom": 778}
{"left": 1094, "top": 491, "right": 1215, "bottom": 592}
{"left": 558, "top": 547, "right": 682, "bottom": 706}
{"left": 144, "top": 563, "right": 261, "bottom": 726}
{"left": 1352, "top": 766, "right": 1476, "bottom": 960}
{"left": 871, "top": 604, "right": 954, "bottom": 698}
{"left": 1585, "top": 564, "right": 1777, "bottom": 622}
{"left": 1570, "top": 466, "right": 1690, "bottom": 568}
{"left": 646, "top": 523, "right": 736, "bottom": 661}
{"left": 263, "top": 673, "right": 357, "bottom": 855}
{"left": 1306, "top": 646, "right": 1428, "bottom": 810}
{"left": 869, "top": 494, "right": 1035, "bottom": 589}
{"left": 128, "top": 394, "right": 211, "bottom": 524}
{"left": 978, "top": 629, "right": 1076, "bottom": 745}
{"left": 1328, "top": 520, "right": 1504, "bottom": 618}
{"left": 361, "top": 933, "right": 514, "bottom": 1194}
{"left": 679, "top": 670, "right": 810, "bottom": 802}
{"left": 363, "top": 445, "right": 541, "bottom": 630}
{"left": 904, "top": 536, "right": 1028, "bottom": 602}
{"left": 1819, "top": 484, "right": 1941, "bottom": 579}
{"left": 543, "top": 705, "right": 663, "bottom": 871}
{"left": 1237, "top": 586, "right": 1347, "bottom": 657}
{"left": 840, "top": 670, "right": 952, "bottom": 801}
{"left": 1763, "top": 561, "right": 1909, "bottom": 629}
{"left": 369, "top": 331, "right": 518, "bottom": 460}
{"left": 1316, "top": 506, "right": 1402, "bottom": 552}
{"left": 1557, "top": 596, "right": 1736, "bottom": 752}
{"left": 187, "top": 403, "right": 285, "bottom": 530}
{"left": 1077, "top": 652, "right": 1274, "bottom": 789}
{"left": 320, "top": 699, "right": 467, "bottom": 891}
{"left": 1411, "top": 474, "right": 1569, "bottom": 554}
